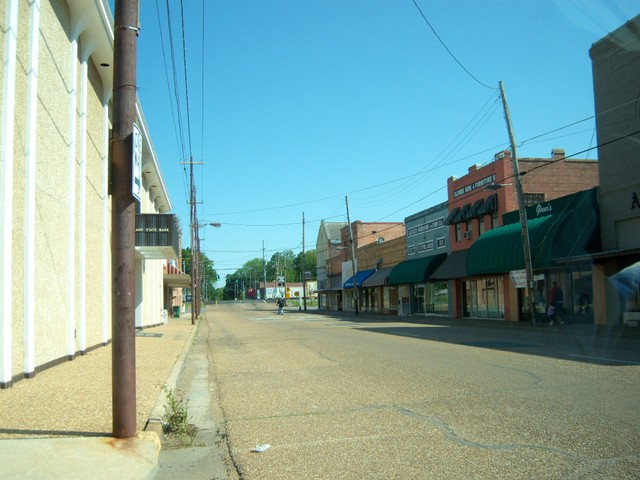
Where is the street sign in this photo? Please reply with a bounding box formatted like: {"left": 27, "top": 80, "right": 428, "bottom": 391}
{"left": 132, "top": 123, "right": 142, "bottom": 202}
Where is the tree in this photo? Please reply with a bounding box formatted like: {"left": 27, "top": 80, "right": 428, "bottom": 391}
{"left": 181, "top": 248, "right": 218, "bottom": 302}
{"left": 266, "top": 250, "right": 295, "bottom": 283}
{"left": 219, "top": 250, "right": 316, "bottom": 300}
{"left": 293, "top": 249, "right": 317, "bottom": 281}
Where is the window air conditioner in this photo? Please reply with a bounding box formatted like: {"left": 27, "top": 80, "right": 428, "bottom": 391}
{"left": 464, "top": 231, "right": 473, "bottom": 239}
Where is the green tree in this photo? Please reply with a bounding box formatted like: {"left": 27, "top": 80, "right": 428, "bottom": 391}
{"left": 223, "top": 258, "right": 266, "bottom": 300}
{"left": 266, "top": 250, "right": 295, "bottom": 283}
{"left": 293, "top": 249, "right": 317, "bottom": 281}
{"left": 181, "top": 248, "right": 218, "bottom": 302}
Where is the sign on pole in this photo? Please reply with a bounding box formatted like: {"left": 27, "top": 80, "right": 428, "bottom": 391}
{"left": 132, "top": 123, "right": 142, "bottom": 202}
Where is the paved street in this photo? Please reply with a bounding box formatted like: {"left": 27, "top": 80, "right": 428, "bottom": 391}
{"left": 205, "top": 302, "right": 640, "bottom": 479}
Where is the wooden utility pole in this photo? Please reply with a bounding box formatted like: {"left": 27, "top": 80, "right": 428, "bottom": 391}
{"left": 111, "top": 0, "right": 139, "bottom": 438}
{"left": 302, "top": 212, "right": 307, "bottom": 311}
{"left": 499, "top": 81, "right": 537, "bottom": 326}
{"left": 345, "top": 196, "right": 359, "bottom": 315}
{"left": 262, "top": 240, "right": 267, "bottom": 300}
{"left": 190, "top": 156, "right": 196, "bottom": 325}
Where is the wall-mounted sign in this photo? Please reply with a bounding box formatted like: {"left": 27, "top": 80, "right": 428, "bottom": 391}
{"left": 453, "top": 174, "right": 496, "bottom": 198}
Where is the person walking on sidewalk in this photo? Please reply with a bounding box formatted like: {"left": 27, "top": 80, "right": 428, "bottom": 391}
{"left": 549, "top": 281, "right": 564, "bottom": 325}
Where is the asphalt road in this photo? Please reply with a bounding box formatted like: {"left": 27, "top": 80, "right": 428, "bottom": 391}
{"left": 206, "top": 302, "right": 640, "bottom": 479}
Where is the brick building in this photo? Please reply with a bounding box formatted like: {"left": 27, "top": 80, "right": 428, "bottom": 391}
{"left": 433, "top": 149, "right": 599, "bottom": 321}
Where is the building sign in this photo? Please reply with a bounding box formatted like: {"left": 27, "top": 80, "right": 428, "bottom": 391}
{"left": 534, "top": 203, "right": 553, "bottom": 217}
{"left": 132, "top": 123, "right": 142, "bottom": 202}
{"left": 407, "top": 217, "right": 445, "bottom": 236}
{"left": 510, "top": 270, "right": 544, "bottom": 289}
{"left": 453, "top": 174, "right": 496, "bottom": 198}
{"left": 134, "top": 214, "right": 179, "bottom": 259}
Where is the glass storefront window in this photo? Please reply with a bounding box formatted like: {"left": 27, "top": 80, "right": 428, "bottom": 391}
{"left": 432, "top": 281, "right": 449, "bottom": 314}
{"left": 412, "top": 282, "right": 449, "bottom": 315}
{"left": 464, "top": 276, "right": 505, "bottom": 319}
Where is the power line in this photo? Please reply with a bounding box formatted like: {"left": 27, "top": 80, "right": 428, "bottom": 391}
{"left": 410, "top": 0, "right": 495, "bottom": 90}
{"left": 178, "top": 0, "right": 193, "bottom": 157}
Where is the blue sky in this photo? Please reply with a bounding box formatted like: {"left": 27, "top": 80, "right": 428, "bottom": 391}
{"left": 132, "top": 0, "right": 638, "bottom": 285}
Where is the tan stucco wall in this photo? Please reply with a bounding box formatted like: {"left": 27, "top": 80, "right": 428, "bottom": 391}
{"left": 2, "top": 0, "right": 169, "bottom": 385}
{"left": 33, "top": 0, "right": 74, "bottom": 367}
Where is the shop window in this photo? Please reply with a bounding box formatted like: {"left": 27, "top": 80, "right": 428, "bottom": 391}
{"left": 464, "top": 276, "right": 504, "bottom": 319}
{"left": 429, "top": 281, "right": 449, "bottom": 314}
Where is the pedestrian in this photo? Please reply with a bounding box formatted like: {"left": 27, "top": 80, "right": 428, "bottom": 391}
{"left": 549, "top": 281, "right": 564, "bottom": 325}
{"left": 276, "top": 297, "right": 284, "bottom": 315}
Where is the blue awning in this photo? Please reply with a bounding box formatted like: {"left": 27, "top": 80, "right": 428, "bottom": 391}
{"left": 344, "top": 269, "right": 376, "bottom": 288}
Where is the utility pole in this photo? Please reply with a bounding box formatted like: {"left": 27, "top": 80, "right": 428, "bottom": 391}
{"left": 262, "top": 240, "right": 267, "bottom": 300}
{"left": 499, "top": 81, "right": 536, "bottom": 326}
{"left": 345, "top": 195, "right": 359, "bottom": 315}
{"left": 302, "top": 212, "right": 307, "bottom": 311}
{"left": 190, "top": 158, "right": 196, "bottom": 325}
{"left": 111, "top": 0, "right": 138, "bottom": 439}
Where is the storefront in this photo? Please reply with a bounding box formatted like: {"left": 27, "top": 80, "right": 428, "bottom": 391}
{"left": 361, "top": 267, "right": 393, "bottom": 313}
{"left": 343, "top": 269, "right": 376, "bottom": 313}
{"left": 466, "top": 188, "right": 601, "bottom": 322}
{"left": 388, "top": 254, "right": 447, "bottom": 316}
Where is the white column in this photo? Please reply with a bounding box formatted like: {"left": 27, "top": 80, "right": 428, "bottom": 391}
{"left": 78, "top": 57, "right": 88, "bottom": 352}
{"left": 101, "top": 96, "right": 111, "bottom": 344}
{"left": 67, "top": 38, "right": 78, "bottom": 358}
{"left": 24, "top": 0, "right": 41, "bottom": 376}
{"left": 1, "top": 0, "right": 19, "bottom": 386}
{"left": 135, "top": 259, "right": 143, "bottom": 328}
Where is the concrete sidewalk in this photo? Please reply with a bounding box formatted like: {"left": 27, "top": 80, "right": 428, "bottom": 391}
{"left": 0, "top": 314, "right": 198, "bottom": 480}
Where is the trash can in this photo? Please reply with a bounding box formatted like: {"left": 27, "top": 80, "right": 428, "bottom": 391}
{"left": 172, "top": 306, "right": 180, "bottom": 318}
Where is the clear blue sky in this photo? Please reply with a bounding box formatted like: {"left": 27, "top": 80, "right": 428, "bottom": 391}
{"left": 132, "top": 0, "right": 637, "bottom": 285}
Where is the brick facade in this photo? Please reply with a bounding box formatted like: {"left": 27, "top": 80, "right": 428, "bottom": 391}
{"left": 446, "top": 149, "right": 599, "bottom": 251}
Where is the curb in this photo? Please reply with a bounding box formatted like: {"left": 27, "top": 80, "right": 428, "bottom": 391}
{"left": 144, "top": 316, "right": 201, "bottom": 436}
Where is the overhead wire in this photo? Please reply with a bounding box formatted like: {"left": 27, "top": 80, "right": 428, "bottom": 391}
{"left": 178, "top": 0, "right": 194, "bottom": 158}
{"left": 410, "top": 0, "right": 496, "bottom": 91}
{"left": 353, "top": 90, "right": 502, "bottom": 209}
{"left": 156, "top": 0, "right": 190, "bottom": 205}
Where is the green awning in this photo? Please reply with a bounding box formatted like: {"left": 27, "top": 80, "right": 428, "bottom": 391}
{"left": 467, "top": 207, "right": 600, "bottom": 276}
{"left": 389, "top": 253, "right": 447, "bottom": 285}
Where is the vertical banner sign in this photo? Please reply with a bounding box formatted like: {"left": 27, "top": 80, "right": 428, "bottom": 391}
{"left": 132, "top": 123, "right": 142, "bottom": 202}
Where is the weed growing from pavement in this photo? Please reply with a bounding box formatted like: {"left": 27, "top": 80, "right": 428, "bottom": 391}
{"left": 161, "top": 384, "right": 199, "bottom": 447}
